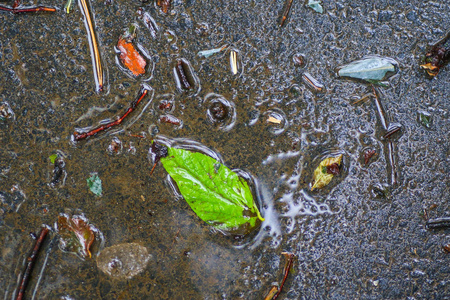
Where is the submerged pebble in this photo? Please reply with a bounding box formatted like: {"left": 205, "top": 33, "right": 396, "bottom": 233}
{"left": 97, "top": 243, "right": 151, "bottom": 279}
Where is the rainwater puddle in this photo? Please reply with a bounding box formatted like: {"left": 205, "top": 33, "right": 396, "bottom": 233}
{"left": 0, "top": 0, "right": 449, "bottom": 299}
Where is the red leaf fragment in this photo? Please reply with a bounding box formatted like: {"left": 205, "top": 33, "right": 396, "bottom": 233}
{"left": 326, "top": 163, "right": 340, "bottom": 175}
{"left": 364, "top": 149, "right": 377, "bottom": 165}
{"left": 117, "top": 37, "right": 147, "bottom": 76}
{"left": 57, "top": 214, "right": 95, "bottom": 259}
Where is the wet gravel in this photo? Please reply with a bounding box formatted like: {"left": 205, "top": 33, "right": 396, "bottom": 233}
{"left": 0, "top": 0, "right": 449, "bottom": 299}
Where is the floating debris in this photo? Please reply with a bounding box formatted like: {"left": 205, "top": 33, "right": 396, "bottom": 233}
{"left": 420, "top": 30, "right": 450, "bottom": 77}
{"left": 267, "top": 116, "right": 282, "bottom": 124}
{"left": 87, "top": 173, "right": 102, "bottom": 196}
{"left": 159, "top": 114, "right": 182, "bottom": 126}
{"left": 73, "top": 87, "right": 150, "bottom": 141}
{"left": 198, "top": 45, "right": 228, "bottom": 58}
{"left": 204, "top": 93, "right": 236, "bottom": 131}
{"left": 0, "top": 102, "right": 15, "bottom": 121}
{"left": 418, "top": 111, "right": 432, "bottom": 128}
{"left": 142, "top": 12, "right": 158, "bottom": 39}
{"left": 156, "top": 0, "right": 171, "bottom": 13}
{"left": 64, "top": 0, "right": 74, "bottom": 14}
{"left": 15, "top": 227, "right": 49, "bottom": 300}
{"left": 264, "top": 252, "right": 295, "bottom": 300}
{"left": 56, "top": 214, "right": 96, "bottom": 259}
{"left": 302, "top": 72, "right": 325, "bottom": 93}
{"left": 174, "top": 59, "right": 196, "bottom": 90}
{"left": 426, "top": 217, "right": 450, "bottom": 230}
{"left": 279, "top": 0, "right": 294, "bottom": 27}
{"left": 307, "top": 0, "right": 323, "bottom": 14}
{"left": 117, "top": 24, "right": 147, "bottom": 77}
{"left": 79, "top": 0, "right": 104, "bottom": 92}
{"left": 311, "top": 154, "right": 343, "bottom": 191}
{"left": 97, "top": 243, "right": 151, "bottom": 279}
{"left": 337, "top": 56, "right": 398, "bottom": 82}
{"left": 382, "top": 123, "right": 402, "bottom": 140}
{"left": 443, "top": 244, "right": 450, "bottom": 254}
{"left": 0, "top": 0, "right": 55, "bottom": 13}
{"left": 293, "top": 53, "right": 305, "bottom": 67}
{"left": 107, "top": 137, "right": 123, "bottom": 155}
{"left": 230, "top": 50, "right": 239, "bottom": 75}
{"left": 50, "top": 156, "right": 66, "bottom": 187}
{"left": 364, "top": 149, "right": 377, "bottom": 165}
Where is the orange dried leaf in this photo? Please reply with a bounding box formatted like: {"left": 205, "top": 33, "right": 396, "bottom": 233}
{"left": 57, "top": 214, "right": 95, "bottom": 259}
{"left": 117, "top": 37, "right": 147, "bottom": 76}
{"left": 157, "top": 0, "right": 171, "bottom": 13}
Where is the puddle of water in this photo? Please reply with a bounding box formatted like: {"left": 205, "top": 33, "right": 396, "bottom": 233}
{"left": 0, "top": 0, "right": 449, "bottom": 299}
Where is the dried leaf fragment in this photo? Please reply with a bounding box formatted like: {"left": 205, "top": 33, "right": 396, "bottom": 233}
{"left": 311, "top": 154, "right": 343, "bottom": 191}
{"left": 117, "top": 35, "right": 147, "bottom": 76}
{"left": 56, "top": 214, "right": 95, "bottom": 259}
{"left": 157, "top": 0, "right": 171, "bottom": 13}
{"left": 420, "top": 31, "right": 450, "bottom": 77}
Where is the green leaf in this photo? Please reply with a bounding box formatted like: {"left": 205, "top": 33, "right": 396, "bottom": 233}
{"left": 49, "top": 154, "right": 58, "bottom": 164}
{"left": 311, "top": 154, "right": 343, "bottom": 191}
{"left": 418, "top": 111, "right": 432, "bottom": 128}
{"left": 87, "top": 173, "right": 102, "bottom": 196}
{"left": 160, "top": 146, "right": 264, "bottom": 233}
{"left": 338, "top": 57, "right": 397, "bottom": 81}
{"left": 307, "top": 0, "right": 323, "bottom": 13}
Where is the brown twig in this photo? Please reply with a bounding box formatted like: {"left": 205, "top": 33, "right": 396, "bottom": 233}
{"left": 0, "top": 5, "right": 55, "bottom": 13}
{"left": 79, "top": 0, "right": 103, "bottom": 92}
{"left": 280, "top": 0, "right": 294, "bottom": 27}
{"left": 273, "top": 252, "right": 295, "bottom": 300}
{"left": 16, "top": 227, "right": 49, "bottom": 300}
{"left": 73, "top": 88, "right": 149, "bottom": 141}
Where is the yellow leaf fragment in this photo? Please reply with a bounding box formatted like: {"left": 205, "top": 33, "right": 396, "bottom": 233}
{"left": 267, "top": 116, "right": 282, "bottom": 124}
{"left": 311, "top": 154, "right": 343, "bottom": 191}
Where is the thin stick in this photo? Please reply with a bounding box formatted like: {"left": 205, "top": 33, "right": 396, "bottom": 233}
{"left": 383, "top": 126, "right": 401, "bottom": 139}
{"left": 426, "top": 217, "right": 450, "bottom": 230}
{"left": 79, "top": 0, "right": 103, "bottom": 92}
{"left": 372, "top": 85, "right": 387, "bottom": 130}
{"left": 273, "top": 252, "right": 295, "bottom": 300}
{"left": 0, "top": 5, "right": 55, "bottom": 13}
{"left": 280, "top": 0, "right": 294, "bottom": 27}
{"left": 16, "top": 227, "right": 49, "bottom": 300}
{"left": 352, "top": 93, "right": 373, "bottom": 105}
{"left": 372, "top": 85, "right": 397, "bottom": 184}
{"left": 74, "top": 88, "right": 149, "bottom": 141}
{"left": 31, "top": 235, "right": 57, "bottom": 300}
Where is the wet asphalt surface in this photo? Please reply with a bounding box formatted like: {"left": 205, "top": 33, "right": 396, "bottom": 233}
{"left": 0, "top": 0, "right": 449, "bottom": 299}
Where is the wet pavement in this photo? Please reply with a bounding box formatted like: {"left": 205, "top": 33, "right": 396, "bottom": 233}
{"left": 0, "top": 0, "right": 449, "bottom": 299}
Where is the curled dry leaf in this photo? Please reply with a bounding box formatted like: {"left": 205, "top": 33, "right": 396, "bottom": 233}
{"left": 311, "top": 154, "right": 343, "bottom": 191}
{"left": 56, "top": 214, "right": 95, "bottom": 259}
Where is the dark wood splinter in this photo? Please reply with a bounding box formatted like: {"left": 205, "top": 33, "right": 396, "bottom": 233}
{"left": 426, "top": 217, "right": 450, "bottom": 230}
{"left": 73, "top": 88, "right": 149, "bottom": 141}
{"left": 175, "top": 60, "right": 192, "bottom": 90}
{"left": 16, "top": 227, "right": 49, "bottom": 300}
